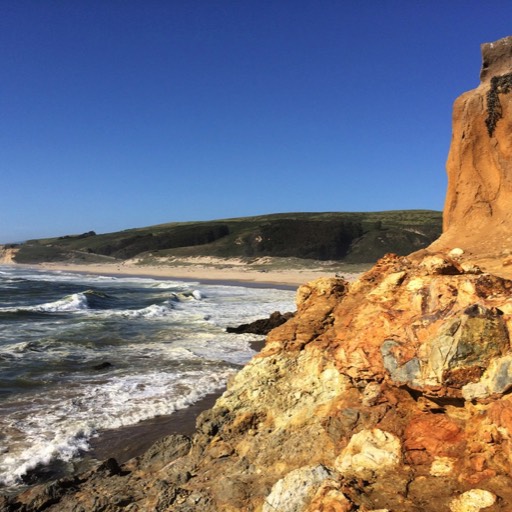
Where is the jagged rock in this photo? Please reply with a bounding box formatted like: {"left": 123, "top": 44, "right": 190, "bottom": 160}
{"left": 262, "top": 465, "right": 332, "bottom": 512}
{"left": 480, "top": 36, "right": 512, "bottom": 81}
{"left": 226, "top": 311, "right": 294, "bottom": 335}
{"left": 265, "top": 277, "right": 349, "bottom": 352}
{"left": 95, "top": 458, "right": 123, "bottom": 476}
{"left": 462, "top": 354, "right": 512, "bottom": 400}
{"left": 382, "top": 303, "right": 510, "bottom": 394}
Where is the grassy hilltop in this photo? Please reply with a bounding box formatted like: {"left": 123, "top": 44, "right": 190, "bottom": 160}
{"left": 12, "top": 210, "right": 442, "bottom": 267}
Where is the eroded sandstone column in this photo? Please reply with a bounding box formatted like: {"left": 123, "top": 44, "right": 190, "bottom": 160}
{"left": 433, "top": 36, "right": 512, "bottom": 257}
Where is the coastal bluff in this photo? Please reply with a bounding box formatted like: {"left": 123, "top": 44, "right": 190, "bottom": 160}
{"left": 430, "top": 36, "right": 512, "bottom": 277}
{"left": 5, "top": 36, "right": 512, "bottom": 511}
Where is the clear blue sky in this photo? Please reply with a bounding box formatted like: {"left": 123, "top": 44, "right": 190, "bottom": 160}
{"left": 1, "top": 1, "right": 511, "bottom": 242}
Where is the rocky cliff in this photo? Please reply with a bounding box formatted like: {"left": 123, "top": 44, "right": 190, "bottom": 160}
{"left": 0, "top": 246, "right": 18, "bottom": 264}
{"left": 430, "top": 36, "right": 512, "bottom": 276}
{"left": 4, "top": 37, "right": 512, "bottom": 512}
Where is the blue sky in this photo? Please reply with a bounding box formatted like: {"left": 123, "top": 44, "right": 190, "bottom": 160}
{"left": 1, "top": 1, "right": 511, "bottom": 242}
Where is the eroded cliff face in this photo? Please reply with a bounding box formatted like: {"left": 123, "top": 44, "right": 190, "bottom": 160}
{"left": 431, "top": 36, "right": 512, "bottom": 273}
{"left": 0, "top": 246, "right": 18, "bottom": 264}
{"left": 5, "top": 37, "right": 512, "bottom": 512}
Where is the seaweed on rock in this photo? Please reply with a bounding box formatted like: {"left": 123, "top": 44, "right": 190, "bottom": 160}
{"left": 485, "top": 72, "right": 512, "bottom": 136}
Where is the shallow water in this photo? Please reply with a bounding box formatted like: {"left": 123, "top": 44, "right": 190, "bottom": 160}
{"left": 0, "top": 265, "right": 295, "bottom": 487}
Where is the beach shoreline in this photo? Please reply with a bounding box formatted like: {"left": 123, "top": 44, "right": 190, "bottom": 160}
{"left": 1, "top": 260, "right": 361, "bottom": 488}
{"left": 17, "top": 260, "right": 362, "bottom": 288}
{"left": 87, "top": 338, "right": 267, "bottom": 466}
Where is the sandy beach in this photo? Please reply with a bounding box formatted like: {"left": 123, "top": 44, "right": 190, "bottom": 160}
{"left": 33, "top": 259, "right": 362, "bottom": 287}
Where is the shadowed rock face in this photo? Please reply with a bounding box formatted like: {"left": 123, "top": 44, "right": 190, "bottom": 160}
{"left": 6, "top": 36, "right": 512, "bottom": 512}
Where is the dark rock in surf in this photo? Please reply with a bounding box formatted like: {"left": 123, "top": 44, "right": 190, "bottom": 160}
{"left": 226, "top": 311, "right": 294, "bottom": 335}
{"left": 91, "top": 362, "right": 113, "bottom": 371}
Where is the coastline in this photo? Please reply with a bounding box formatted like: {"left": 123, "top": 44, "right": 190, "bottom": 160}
{"left": 0, "top": 263, "right": 279, "bottom": 490}
{"left": 87, "top": 340, "right": 267, "bottom": 466}
{"left": 2, "top": 261, "right": 361, "bottom": 488}
{"left": 26, "top": 260, "right": 362, "bottom": 287}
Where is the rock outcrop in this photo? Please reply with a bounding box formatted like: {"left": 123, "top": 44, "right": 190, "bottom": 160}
{"left": 226, "top": 311, "right": 294, "bottom": 335}
{"left": 5, "top": 36, "right": 512, "bottom": 511}
{"left": 6, "top": 254, "right": 512, "bottom": 511}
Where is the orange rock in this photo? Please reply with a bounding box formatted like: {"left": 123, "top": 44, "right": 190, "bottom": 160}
{"left": 430, "top": 36, "right": 512, "bottom": 275}
{"left": 404, "top": 414, "right": 465, "bottom": 458}
{"left": 488, "top": 398, "right": 512, "bottom": 432}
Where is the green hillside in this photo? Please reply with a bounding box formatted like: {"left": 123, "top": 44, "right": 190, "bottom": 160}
{"left": 12, "top": 210, "right": 442, "bottom": 265}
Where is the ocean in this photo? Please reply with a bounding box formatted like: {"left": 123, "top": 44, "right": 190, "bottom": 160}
{"left": 0, "top": 265, "right": 295, "bottom": 489}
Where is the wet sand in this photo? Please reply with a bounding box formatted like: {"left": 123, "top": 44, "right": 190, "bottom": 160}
{"left": 88, "top": 391, "right": 223, "bottom": 464}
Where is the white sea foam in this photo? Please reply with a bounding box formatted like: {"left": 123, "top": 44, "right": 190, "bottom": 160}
{"left": 169, "top": 290, "right": 203, "bottom": 302}
{"left": 115, "top": 303, "right": 174, "bottom": 318}
{"left": 0, "top": 369, "right": 234, "bottom": 486}
{"left": 0, "top": 266, "right": 296, "bottom": 488}
{"left": 0, "top": 292, "right": 90, "bottom": 314}
{"left": 152, "top": 281, "right": 196, "bottom": 290}
{"left": 33, "top": 293, "right": 90, "bottom": 312}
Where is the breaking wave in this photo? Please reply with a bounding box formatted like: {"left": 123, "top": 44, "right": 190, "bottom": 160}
{"left": 0, "top": 368, "right": 234, "bottom": 486}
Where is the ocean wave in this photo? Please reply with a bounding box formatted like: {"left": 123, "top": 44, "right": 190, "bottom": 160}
{"left": 169, "top": 290, "right": 203, "bottom": 302}
{"left": 114, "top": 302, "right": 174, "bottom": 318}
{"left": 0, "top": 288, "right": 202, "bottom": 318}
{"left": 8, "top": 292, "right": 89, "bottom": 313}
{"left": 151, "top": 281, "right": 197, "bottom": 290}
{"left": 0, "top": 290, "right": 114, "bottom": 315}
{"left": 0, "top": 368, "right": 234, "bottom": 486}
{"left": 0, "top": 266, "right": 296, "bottom": 488}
